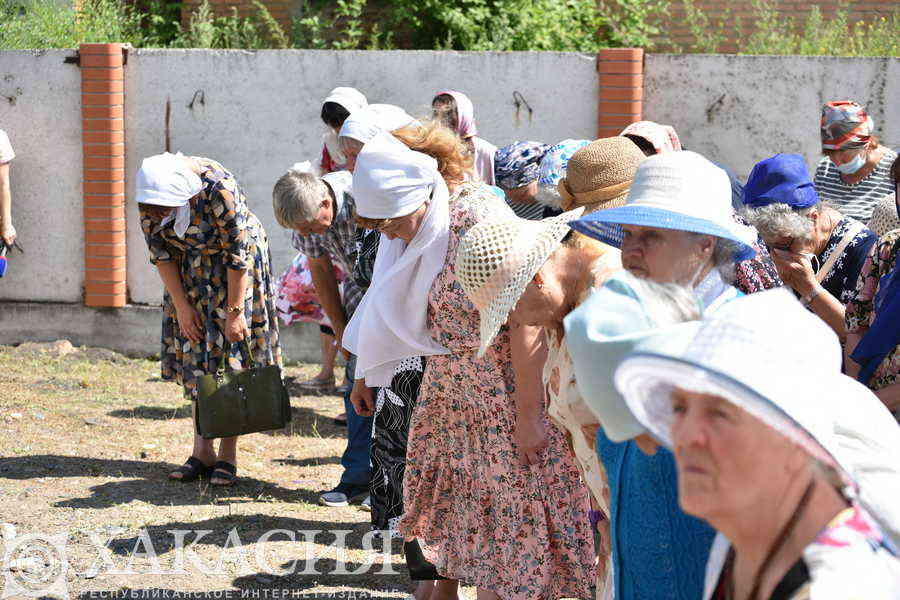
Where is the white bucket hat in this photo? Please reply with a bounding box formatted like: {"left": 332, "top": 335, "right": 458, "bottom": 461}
{"left": 615, "top": 288, "right": 900, "bottom": 546}
{"left": 455, "top": 207, "right": 585, "bottom": 357}
{"left": 569, "top": 150, "right": 757, "bottom": 262}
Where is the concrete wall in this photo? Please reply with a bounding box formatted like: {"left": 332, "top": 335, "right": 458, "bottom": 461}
{"left": 124, "top": 49, "right": 599, "bottom": 304}
{"left": 2, "top": 50, "right": 899, "bottom": 358}
{"left": 644, "top": 54, "right": 900, "bottom": 179}
{"left": 1, "top": 302, "right": 324, "bottom": 362}
{"left": 0, "top": 50, "right": 83, "bottom": 302}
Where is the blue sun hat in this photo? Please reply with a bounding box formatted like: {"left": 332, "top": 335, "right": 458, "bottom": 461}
{"left": 742, "top": 153, "right": 819, "bottom": 210}
{"left": 569, "top": 150, "right": 757, "bottom": 262}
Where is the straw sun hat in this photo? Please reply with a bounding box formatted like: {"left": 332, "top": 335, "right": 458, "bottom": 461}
{"left": 455, "top": 207, "right": 585, "bottom": 357}
{"left": 557, "top": 137, "right": 646, "bottom": 212}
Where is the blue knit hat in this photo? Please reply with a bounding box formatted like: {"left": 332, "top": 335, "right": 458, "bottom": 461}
{"left": 742, "top": 153, "right": 819, "bottom": 210}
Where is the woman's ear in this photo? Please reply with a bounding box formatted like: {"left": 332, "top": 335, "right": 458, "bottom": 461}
{"left": 533, "top": 271, "right": 545, "bottom": 289}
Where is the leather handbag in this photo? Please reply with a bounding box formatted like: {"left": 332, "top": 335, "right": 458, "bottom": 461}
{"left": 195, "top": 339, "right": 291, "bottom": 439}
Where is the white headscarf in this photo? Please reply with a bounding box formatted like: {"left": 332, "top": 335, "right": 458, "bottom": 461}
{"left": 323, "top": 87, "right": 368, "bottom": 114}
{"left": 342, "top": 133, "right": 451, "bottom": 386}
{"left": 339, "top": 104, "right": 417, "bottom": 146}
{"left": 135, "top": 152, "right": 202, "bottom": 238}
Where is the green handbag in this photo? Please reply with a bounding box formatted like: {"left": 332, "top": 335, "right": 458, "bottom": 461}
{"left": 195, "top": 339, "right": 291, "bottom": 439}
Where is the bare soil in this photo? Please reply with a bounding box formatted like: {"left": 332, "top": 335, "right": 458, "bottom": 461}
{"left": 0, "top": 343, "right": 472, "bottom": 600}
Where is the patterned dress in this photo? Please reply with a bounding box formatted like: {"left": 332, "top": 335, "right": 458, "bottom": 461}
{"left": 845, "top": 229, "right": 900, "bottom": 419}
{"left": 816, "top": 216, "right": 877, "bottom": 305}
{"left": 140, "top": 158, "right": 282, "bottom": 401}
{"left": 399, "top": 183, "right": 595, "bottom": 599}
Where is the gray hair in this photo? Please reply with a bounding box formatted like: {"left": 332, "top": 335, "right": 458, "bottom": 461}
{"left": 625, "top": 275, "right": 701, "bottom": 326}
{"left": 272, "top": 169, "right": 326, "bottom": 228}
{"left": 685, "top": 233, "right": 743, "bottom": 284}
{"left": 741, "top": 202, "right": 820, "bottom": 245}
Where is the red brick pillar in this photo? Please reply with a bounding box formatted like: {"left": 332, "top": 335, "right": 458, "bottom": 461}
{"left": 596, "top": 48, "right": 644, "bottom": 139}
{"left": 80, "top": 43, "right": 127, "bottom": 308}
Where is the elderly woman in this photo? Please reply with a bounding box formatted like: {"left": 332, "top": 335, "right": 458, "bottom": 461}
{"left": 570, "top": 150, "right": 757, "bottom": 309}
{"left": 345, "top": 131, "right": 594, "bottom": 600}
{"left": 563, "top": 270, "right": 715, "bottom": 600}
{"left": 493, "top": 141, "right": 558, "bottom": 220}
{"left": 338, "top": 103, "right": 417, "bottom": 171}
{"left": 742, "top": 153, "right": 877, "bottom": 339}
{"left": 455, "top": 211, "right": 618, "bottom": 598}
{"left": 455, "top": 136, "right": 643, "bottom": 506}
{"left": 565, "top": 151, "right": 756, "bottom": 600}
{"left": 532, "top": 138, "right": 590, "bottom": 210}
{"left": 846, "top": 164, "right": 900, "bottom": 421}
{"left": 815, "top": 101, "right": 897, "bottom": 222}
{"left": 432, "top": 90, "right": 496, "bottom": 184}
{"left": 137, "top": 152, "right": 281, "bottom": 486}
{"left": 615, "top": 289, "right": 900, "bottom": 598}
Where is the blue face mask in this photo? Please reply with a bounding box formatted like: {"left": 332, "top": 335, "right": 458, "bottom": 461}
{"left": 834, "top": 152, "right": 866, "bottom": 174}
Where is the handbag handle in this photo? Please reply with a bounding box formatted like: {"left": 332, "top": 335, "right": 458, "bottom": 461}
{"left": 217, "top": 337, "right": 255, "bottom": 376}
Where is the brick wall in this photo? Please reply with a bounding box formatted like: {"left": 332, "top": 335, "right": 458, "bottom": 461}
{"left": 181, "top": 0, "right": 293, "bottom": 32}
{"left": 657, "top": 0, "right": 897, "bottom": 53}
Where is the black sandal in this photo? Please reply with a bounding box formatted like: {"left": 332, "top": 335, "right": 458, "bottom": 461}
{"left": 210, "top": 460, "right": 237, "bottom": 486}
{"left": 169, "top": 457, "right": 213, "bottom": 482}
{"left": 403, "top": 540, "right": 447, "bottom": 581}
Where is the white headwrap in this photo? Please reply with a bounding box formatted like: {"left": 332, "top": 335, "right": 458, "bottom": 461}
{"left": 323, "top": 86, "right": 368, "bottom": 115}
{"left": 343, "top": 133, "right": 451, "bottom": 386}
{"left": 339, "top": 104, "right": 417, "bottom": 146}
{"left": 135, "top": 152, "right": 202, "bottom": 238}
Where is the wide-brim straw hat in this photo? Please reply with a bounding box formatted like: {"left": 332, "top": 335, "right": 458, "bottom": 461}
{"left": 455, "top": 207, "right": 585, "bottom": 357}
{"left": 557, "top": 137, "right": 646, "bottom": 213}
{"left": 570, "top": 150, "right": 757, "bottom": 262}
{"left": 614, "top": 288, "right": 900, "bottom": 546}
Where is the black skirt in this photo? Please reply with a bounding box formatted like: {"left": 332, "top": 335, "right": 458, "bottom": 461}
{"left": 370, "top": 355, "right": 426, "bottom": 532}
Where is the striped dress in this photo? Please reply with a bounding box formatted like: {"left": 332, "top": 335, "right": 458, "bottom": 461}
{"left": 814, "top": 149, "right": 897, "bottom": 221}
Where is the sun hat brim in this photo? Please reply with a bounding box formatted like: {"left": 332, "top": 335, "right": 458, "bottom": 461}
{"left": 616, "top": 351, "right": 843, "bottom": 475}
{"left": 617, "top": 349, "right": 900, "bottom": 548}
{"left": 569, "top": 206, "right": 757, "bottom": 263}
{"left": 475, "top": 207, "right": 585, "bottom": 357}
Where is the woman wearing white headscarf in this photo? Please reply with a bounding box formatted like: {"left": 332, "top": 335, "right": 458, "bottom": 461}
{"left": 137, "top": 152, "right": 281, "bottom": 486}
{"left": 338, "top": 103, "right": 417, "bottom": 171}
{"left": 319, "top": 86, "right": 367, "bottom": 173}
{"left": 345, "top": 132, "right": 595, "bottom": 600}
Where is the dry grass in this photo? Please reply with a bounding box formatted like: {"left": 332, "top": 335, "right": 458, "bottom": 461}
{"left": 0, "top": 343, "right": 428, "bottom": 599}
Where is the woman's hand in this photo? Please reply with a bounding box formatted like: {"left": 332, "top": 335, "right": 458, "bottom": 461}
{"left": 224, "top": 311, "right": 250, "bottom": 343}
{"left": 771, "top": 249, "right": 817, "bottom": 296}
{"left": 514, "top": 415, "right": 548, "bottom": 466}
{"left": 1, "top": 222, "right": 15, "bottom": 247}
{"left": 174, "top": 301, "right": 203, "bottom": 343}
{"left": 350, "top": 379, "right": 375, "bottom": 416}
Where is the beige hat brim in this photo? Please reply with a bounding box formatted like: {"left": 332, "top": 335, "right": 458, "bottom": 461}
{"left": 475, "top": 207, "right": 586, "bottom": 357}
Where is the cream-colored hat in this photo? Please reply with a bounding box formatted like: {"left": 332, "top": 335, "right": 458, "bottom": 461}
{"left": 557, "top": 137, "right": 645, "bottom": 213}
{"left": 455, "top": 207, "right": 585, "bottom": 357}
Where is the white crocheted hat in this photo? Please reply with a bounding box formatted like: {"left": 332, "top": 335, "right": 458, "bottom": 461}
{"left": 455, "top": 207, "right": 585, "bottom": 357}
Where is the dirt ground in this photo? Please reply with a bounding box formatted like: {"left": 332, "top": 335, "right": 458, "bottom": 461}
{"left": 0, "top": 342, "right": 477, "bottom": 600}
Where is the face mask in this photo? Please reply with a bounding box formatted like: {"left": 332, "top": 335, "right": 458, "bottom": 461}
{"left": 834, "top": 152, "right": 866, "bottom": 174}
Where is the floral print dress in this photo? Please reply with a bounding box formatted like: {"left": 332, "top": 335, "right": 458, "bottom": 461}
{"left": 846, "top": 229, "right": 900, "bottom": 419}
{"left": 399, "top": 183, "right": 595, "bottom": 600}
{"left": 140, "top": 158, "right": 282, "bottom": 401}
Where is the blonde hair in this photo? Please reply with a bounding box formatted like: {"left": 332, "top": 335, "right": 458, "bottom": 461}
{"left": 392, "top": 118, "right": 473, "bottom": 188}
{"left": 272, "top": 169, "right": 326, "bottom": 228}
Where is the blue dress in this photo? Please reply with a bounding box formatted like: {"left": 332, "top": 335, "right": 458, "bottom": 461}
{"left": 596, "top": 429, "right": 716, "bottom": 599}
